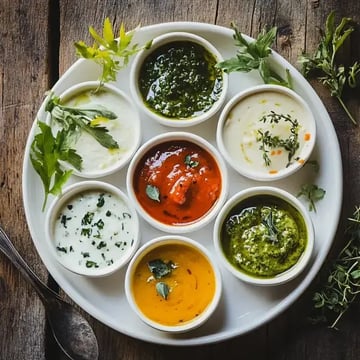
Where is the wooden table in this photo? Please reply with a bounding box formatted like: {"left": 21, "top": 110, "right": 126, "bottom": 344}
{"left": 1, "top": 1, "right": 359, "bottom": 359}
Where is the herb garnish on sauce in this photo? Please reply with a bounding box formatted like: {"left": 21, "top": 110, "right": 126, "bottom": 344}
{"left": 256, "top": 111, "right": 300, "bottom": 167}
{"left": 147, "top": 259, "right": 177, "bottom": 300}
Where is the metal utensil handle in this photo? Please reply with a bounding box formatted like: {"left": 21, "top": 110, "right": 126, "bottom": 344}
{"left": 0, "top": 226, "right": 60, "bottom": 303}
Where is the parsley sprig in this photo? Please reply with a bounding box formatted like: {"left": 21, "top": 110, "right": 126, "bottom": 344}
{"left": 31, "top": 92, "right": 119, "bottom": 210}
{"left": 299, "top": 11, "right": 360, "bottom": 125}
{"left": 311, "top": 206, "right": 360, "bottom": 329}
{"left": 30, "top": 121, "right": 82, "bottom": 211}
{"left": 75, "top": 18, "right": 152, "bottom": 86}
{"left": 217, "top": 23, "right": 292, "bottom": 88}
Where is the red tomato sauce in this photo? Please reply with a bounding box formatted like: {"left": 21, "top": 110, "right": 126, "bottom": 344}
{"left": 133, "top": 140, "right": 222, "bottom": 225}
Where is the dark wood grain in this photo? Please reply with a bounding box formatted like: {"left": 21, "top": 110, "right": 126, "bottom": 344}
{"left": 0, "top": 1, "right": 51, "bottom": 359}
{"left": 0, "top": 0, "right": 359, "bottom": 359}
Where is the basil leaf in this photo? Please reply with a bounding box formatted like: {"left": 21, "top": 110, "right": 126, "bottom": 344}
{"left": 148, "top": 259, "right": 172, "bottom": 279}
{"left": 156, "top": 282, "right": 170, "bottom": 300}
{"left": 146, "top": 184, "right": 160, "bottom": 202}
{"left": 184, "top": 154, "right": 199, "bottom": 168}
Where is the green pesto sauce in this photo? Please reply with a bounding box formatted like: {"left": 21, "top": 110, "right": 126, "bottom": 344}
{"left": 138, "top": 40, "right": 223, "bottom": 119}
{"left": 221, "top": 195, "right": 307, "bottom": 278}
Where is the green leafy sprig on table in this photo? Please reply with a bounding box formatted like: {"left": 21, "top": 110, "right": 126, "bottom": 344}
{"left": 299, "top": 11, "right": 360, "bottom": 125}
{"left": 75, "top": 18, "right": 152, "bottom": 86}
{"left": 217, "top": 23, "right": 292, "bottom": 88}
{"left": 31, "top": 92, "right": 119, "bottom": 211}
{"left": 310, "top": 206, "right": 360, "bottom": 329}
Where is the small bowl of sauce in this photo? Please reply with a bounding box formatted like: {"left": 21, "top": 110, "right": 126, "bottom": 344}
{"left": 45, "top": 181, "right": 140, "bottom": 277}
{"left": 126, "top": 131, "right": 229, "bottom": 233}
{"left": 47, "top": 81, "right": 141, "bottom": 178}
{"left": 216, "top": 84, "right": 316, "bottom": 181}
{"left": 130, "top": 32, "right": 228, "bottom": 127}
{"left": 125, "top": 235, "right": 222, "bottom": 333}
{"left": 213, "top": 186, "right": 314, "bottom": 286}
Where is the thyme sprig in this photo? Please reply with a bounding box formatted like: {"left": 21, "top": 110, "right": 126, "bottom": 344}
{"left": 299, "top": 11, "right": 360, "bottom": 125}
{"left": 217, "top": 23, "right": 292, "bottom": 88}
{"left": 256, "top": 111, "right": 300, "bottom": 167}
{"left": 311, "top": 206, "right": 360, "bottom": 329}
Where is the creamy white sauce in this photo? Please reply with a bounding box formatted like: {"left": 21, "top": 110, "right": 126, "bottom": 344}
{"left": 222, "top": 91, "right": 314, "bottom": 177}
{"left": 63, "top": 88, "right": 138, "bottom": 176}
{"left": 53, "top": 190, "right": 136, "bottom": 271}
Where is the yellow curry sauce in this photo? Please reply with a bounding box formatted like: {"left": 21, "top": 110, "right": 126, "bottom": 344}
{"left": 131, "top": 243, "right": 216, "bottom": 326}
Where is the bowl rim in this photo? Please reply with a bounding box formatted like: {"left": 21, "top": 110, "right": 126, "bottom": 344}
{"left": 216, "top": 84, "right": 317, "bottom": 181}
{"left": 47, "top": 80, "right": 142, "bottom": 178}
{"left": 129, "top": 31, "right": 229, "bottom": 127}
{"left": 213, "top": 186, "right": 314, "bottom": 286}
{"left": 124, "top": 235, "right": 222, "bottom": 333}
{"left": 45, "top": 180, "right": 140, "bottom": 277}
{"left": 126, "top": 131, "right": 229, "bottom": 233}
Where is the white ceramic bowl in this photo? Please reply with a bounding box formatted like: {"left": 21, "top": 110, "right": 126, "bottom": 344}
{"left": 213, "top": 186, "right": 314, "bottom": 286}
{"left": 130, "top": 31, "right": 228, "bottom": 127}
{"left": 216, "top": 84, "right": 316, "bottom": 181}
{"left": 45, "top": 181, "right": 140, "bottom": 277}
{"left": 125, "top": 235, "right": 222, "bottom": 333}
{"left": 126, "top": 131, "right": 229, "bottom": 233}
{"left": 47, "top": 81, "right": 141, "bottom": 178}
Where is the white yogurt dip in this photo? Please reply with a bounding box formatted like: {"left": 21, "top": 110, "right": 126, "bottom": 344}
{"left": 53, "top": 188, "right": 137, "bottom": 272}
{"left": 218, "top": 86, "right": 315, "bottom": 180}
{"left": 52, "top": 82, "right": 141, "bottom": 178}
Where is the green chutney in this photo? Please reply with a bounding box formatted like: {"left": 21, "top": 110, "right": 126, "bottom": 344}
{"left": 138, "top": 40, "right": 223, "bottom": 119}
{"left": 221, "top": 195, "right": 307, "bottom": 278}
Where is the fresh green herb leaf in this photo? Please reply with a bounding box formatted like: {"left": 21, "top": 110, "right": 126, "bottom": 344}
{"left": 30, "top": 121, "right": 82, "bottom": 211}
{"left": 217, "top": 23, "right": 292, "bottom": 88}
{"left": 310, "top": 206, "right": 360, "bottom": 328}
{"left": 81, "top": 252, "right": 90, "bottom": 258}
{"left": 86, "top": 260, "right": 99, "bottom": 268}
{"left": 156, "top": 282, "right": 170, "bottom": 300}
{"left": 148, "top": 259, "right": 175, "bottom": 279}
{"left": 184, "top": 154, "right": 199, "bottom": 168}
{"left": 262, "top": 208, "right": 279, "bottom": 243}
{"left": 256, "top": 111, "right": 300, "bottom": 167}
{"left": 94, "top": 219, "right": 104, "bottom": 230}
{"left": 299, "top": 11, "right": 359, "bottom": 124}
{"left": 81, "top": 228, "right": 92, "bottom": 237}
{"left": 56, "top": 246, "right": 67, "bottom": 254}
{"left": 75, "top": 18, "right": 152, "bottom": 86}
{"left": 82, "top": 212, "right": 94, "bottom": 225}
{"left": 297, "top": 184, "right": 326, "bottom": 212}
{"left": 146, "top": 184, "right": 160, "bottom": 202}
{"left": 97, "top": 193, "right": 105, "bottom": 207}
{"left": 47, "top": 93, "right": 119, "bottom": 149}
{"left": 97, "top": 241, "right": 107, "bottom": 249}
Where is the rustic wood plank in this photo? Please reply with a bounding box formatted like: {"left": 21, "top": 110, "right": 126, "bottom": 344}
{"left": 0, "top": 0, "right": 51, "bottom": 359}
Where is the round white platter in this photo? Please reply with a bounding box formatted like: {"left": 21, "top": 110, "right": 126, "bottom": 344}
{"left": 22, "top": 22, "right": 342, "bottom": 345}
